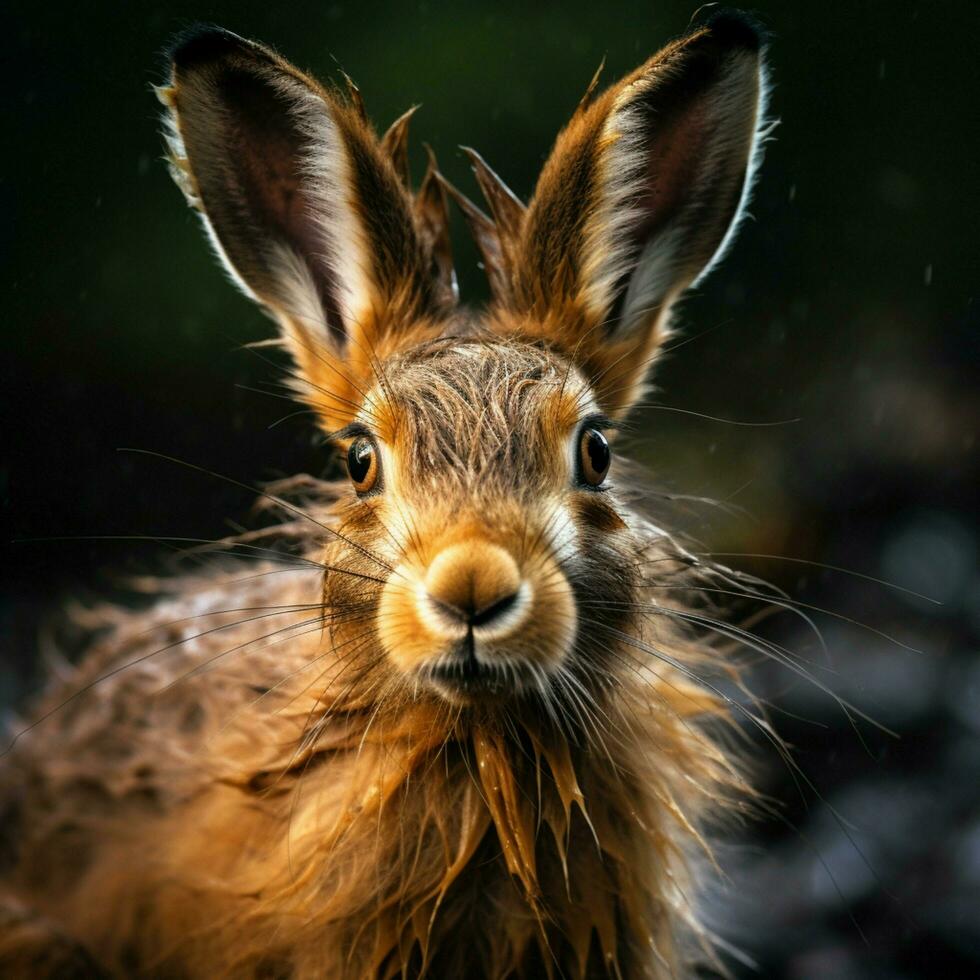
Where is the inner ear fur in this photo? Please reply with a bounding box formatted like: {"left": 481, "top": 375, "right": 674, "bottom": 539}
{"left": 488, "top": 11, "right": 769, "bottom": 417}
{"left": 160, "top": 27, "right": 453, "bottom": 428}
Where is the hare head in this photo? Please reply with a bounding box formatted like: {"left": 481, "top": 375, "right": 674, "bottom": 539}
{"left": 159, "top": 12, "right": 767, "bottom": 716}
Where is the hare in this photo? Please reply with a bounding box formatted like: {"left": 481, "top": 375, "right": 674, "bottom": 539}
{"left": 0, "top": 10, "right": 771, "bottom": 979}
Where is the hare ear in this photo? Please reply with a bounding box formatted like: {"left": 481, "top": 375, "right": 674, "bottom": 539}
{"left": 159, "top": 28, "right": 450, "bottom": 427}
{"left": 501, "top": 11, "right": 769, "bottom": 416}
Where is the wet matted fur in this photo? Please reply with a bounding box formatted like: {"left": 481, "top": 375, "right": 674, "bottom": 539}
{"left": 1, "top": 10, "right": 776, "bottom": 978}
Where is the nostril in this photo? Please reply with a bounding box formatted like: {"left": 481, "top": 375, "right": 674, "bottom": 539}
{"left": 426, "top": 594, "right": 471, "bottom": 627}
{"left": 426, "top": 590, "right": 520, "bottom": 629}
{"left": 470, "top": 591, "right": 518, "bottom": 627}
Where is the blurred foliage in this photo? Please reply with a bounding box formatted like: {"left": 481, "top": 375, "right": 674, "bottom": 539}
{"left": 3, "top": 2, "right": 978, "bottom": 976}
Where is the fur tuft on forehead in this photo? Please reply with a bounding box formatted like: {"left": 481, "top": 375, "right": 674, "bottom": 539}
{"left": 368, "top": 337, "right": 590, "bottom": 484}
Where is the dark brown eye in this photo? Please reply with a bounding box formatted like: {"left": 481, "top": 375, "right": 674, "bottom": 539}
{"left": 347, "top": 437, "right": 379, "bottom": 494}
{"left": 578, "top": 428, "right": 611, "bottom": 487}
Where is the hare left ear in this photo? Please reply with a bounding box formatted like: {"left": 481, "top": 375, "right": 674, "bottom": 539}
{"left": 488, "top": 11, "right": 770, "bottom": 417}
{"left": 158, "top": 27, "right": 455, "bottom": 431}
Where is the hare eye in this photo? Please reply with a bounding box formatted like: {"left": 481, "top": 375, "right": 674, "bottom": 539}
{"left": 578, "top": 428, "right": 611, "bottom": 487}
{"left": 347, "top": 437, "right": 379, "bottom": 494}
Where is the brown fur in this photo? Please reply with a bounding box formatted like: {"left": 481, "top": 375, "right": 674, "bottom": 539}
{"left": 1, "top": 11, "right": 771, "bottom": 978}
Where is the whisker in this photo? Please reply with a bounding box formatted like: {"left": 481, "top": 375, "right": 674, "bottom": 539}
{"left": 2, "top": 603, "right": 355, "bottom": 755}
{"left": 581, "top": 597, "right": 896, "bottom": 738}
{"left": 701, "top": 552, "right": 943, "bottom": 605}
{"left": 117, "top": 448, "right": 396, "bottom": 575}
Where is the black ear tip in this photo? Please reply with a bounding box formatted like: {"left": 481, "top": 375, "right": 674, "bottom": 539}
{"left": 167, "top": 24, "right": 250, "bottom": 70}
{"left": 692, "top": 7, "right": 769, "bottom": 52}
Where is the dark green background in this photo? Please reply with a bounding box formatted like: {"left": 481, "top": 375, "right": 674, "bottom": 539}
{"left": 4, "top": 2, "right": 978, "bottom": 976}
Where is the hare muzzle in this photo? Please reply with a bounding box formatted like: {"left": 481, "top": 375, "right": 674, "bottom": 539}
{"left": 422, "top": 542, "right": 526, "bottom": 638}
{"left": 379, "top": 533, "right": 577, "bottom": 700}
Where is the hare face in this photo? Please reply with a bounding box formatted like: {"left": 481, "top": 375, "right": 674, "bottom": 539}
{"left": 320, "top": 338, "right": 640, "bottom": 702}
{"left": 160, "top": 13, "right": 766, "bottom": 708}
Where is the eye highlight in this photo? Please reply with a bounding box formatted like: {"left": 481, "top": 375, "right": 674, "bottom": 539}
{"left": 578, "top": 428, "right": 611, "bottom": 487}
{"left": 346, "top": 437, "right": 380, "bottom": 494}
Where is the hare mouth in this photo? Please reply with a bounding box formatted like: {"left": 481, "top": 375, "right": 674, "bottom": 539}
{"left": 420, "top": 638, "right": 531, "bottom": 701}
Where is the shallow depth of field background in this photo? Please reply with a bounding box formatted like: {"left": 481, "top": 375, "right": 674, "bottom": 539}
{"left": 4, "top": 2, "right": 978, "bottom": 976}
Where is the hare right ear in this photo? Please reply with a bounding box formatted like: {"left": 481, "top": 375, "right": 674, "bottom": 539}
{"left": 487, "top": 11, "right": 769, "bottom": 417}
{"left": 159, "top": 28, "right": 451, "bottom": 429}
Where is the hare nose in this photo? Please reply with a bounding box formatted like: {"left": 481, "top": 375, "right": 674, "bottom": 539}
{"left": 423, "top": 543, "right": 524, "bottom": 633}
